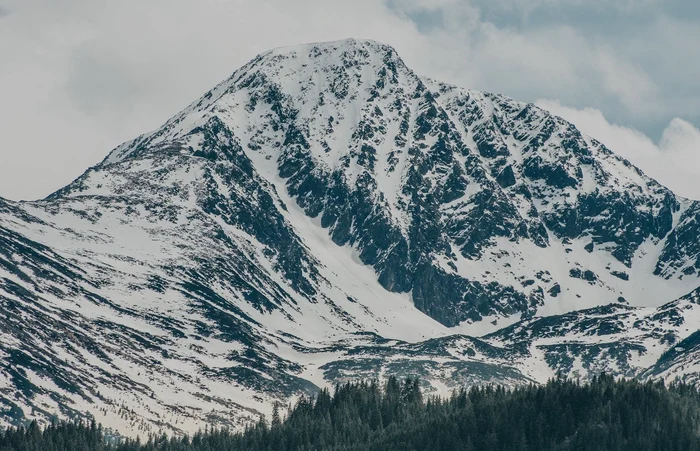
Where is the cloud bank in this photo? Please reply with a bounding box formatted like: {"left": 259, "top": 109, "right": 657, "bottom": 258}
{"left": 537, "top": 100, "right": 700, "bottom": 199}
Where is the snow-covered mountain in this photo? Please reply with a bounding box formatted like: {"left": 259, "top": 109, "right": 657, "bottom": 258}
{"left": 1, "top": 38, "right": 700, "bottom": 436}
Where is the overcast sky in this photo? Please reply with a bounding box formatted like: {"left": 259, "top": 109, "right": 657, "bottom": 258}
{"left": 1, "top": 0, "right": 699, "bottom": 200}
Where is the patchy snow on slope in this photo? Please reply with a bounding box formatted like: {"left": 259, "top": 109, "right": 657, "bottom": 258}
{"left": 1, "top": 38, "right": 700, "bottom": 436}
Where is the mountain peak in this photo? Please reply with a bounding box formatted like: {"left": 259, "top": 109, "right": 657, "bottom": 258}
{"left": 99, "top": 38, "right": 409, "bottom": 167}
{"left": 3, "top": 39, "right": 700, "bottom": 435}
{"left": 247, "top": 37, "right": 408, "bottom": 91}
{"left": 263, "top": 37, "right": 399, "bottom": 58}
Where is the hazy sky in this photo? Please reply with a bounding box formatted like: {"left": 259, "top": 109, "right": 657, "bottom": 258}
{"left": 1, "top": 0, "right": 699, "bottom": 200}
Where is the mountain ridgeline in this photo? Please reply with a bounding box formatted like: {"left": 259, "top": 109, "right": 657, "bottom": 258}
{"left": 1, "top": 38, "right": 700, "bottom": 435}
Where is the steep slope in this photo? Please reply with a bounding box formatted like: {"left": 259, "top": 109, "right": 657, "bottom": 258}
{"left": 639, "top": 288, "right": 700, "bottom": 384}
{"left": 1, "top": 38, "right": 700, "bottom": 435}
{"left": 428, "top": 82, "right": 698, "bottom": 319}
{"left": 98, "top": 39, "right": 699, "bottom": 327}
{"left": 0, "top": 115, "right": 455, "bottom": 434}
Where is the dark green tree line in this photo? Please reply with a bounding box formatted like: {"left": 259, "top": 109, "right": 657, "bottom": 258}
{"left": 1, "top": 375, "right": 699, "bottom": 451}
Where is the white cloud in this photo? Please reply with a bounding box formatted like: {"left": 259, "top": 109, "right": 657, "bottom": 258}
{"left": 594, "top": 49, "right": 657, "bottom": 113}
{"left": 537, "top": 99, "right": 700, "bottom": 200}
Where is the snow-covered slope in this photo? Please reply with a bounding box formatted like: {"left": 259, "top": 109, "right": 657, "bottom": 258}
{"left": 1, "top": 38, "right": 700, "bottom": 436}
{"left": 486, "top": 289, "right": 700, "bottom": 382}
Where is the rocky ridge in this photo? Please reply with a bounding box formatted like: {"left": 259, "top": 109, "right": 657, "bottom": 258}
{"left": 1, "top": 39, "right": 700, "bottom": 435}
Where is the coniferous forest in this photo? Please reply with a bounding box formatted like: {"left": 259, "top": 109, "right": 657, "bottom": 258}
{"left": 1, "top": 375, "right": 699, "bottom": 451}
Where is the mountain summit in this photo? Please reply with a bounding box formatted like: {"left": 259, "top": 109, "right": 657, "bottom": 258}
{"left": 2, "top": 38, "right": 700, "bottom": 435}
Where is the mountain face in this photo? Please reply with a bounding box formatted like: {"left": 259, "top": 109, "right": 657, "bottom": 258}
{"left": 1, "top": 38, "right": 700, "bottom": 435}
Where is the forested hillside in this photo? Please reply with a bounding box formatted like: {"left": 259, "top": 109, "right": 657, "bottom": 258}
{"left": 1, "top": 376, "right": 698, "bottom": 451}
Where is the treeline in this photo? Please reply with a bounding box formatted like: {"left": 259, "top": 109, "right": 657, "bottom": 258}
{"left": 1, "top": 375, "right": 700, "bottom": 451}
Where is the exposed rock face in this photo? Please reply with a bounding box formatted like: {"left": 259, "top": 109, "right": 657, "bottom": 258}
{"left": 1, "top": 38, "right": 700, "bottom": 435}
{"left": 91, "top": 39, "right": 698, "bottom": 326}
